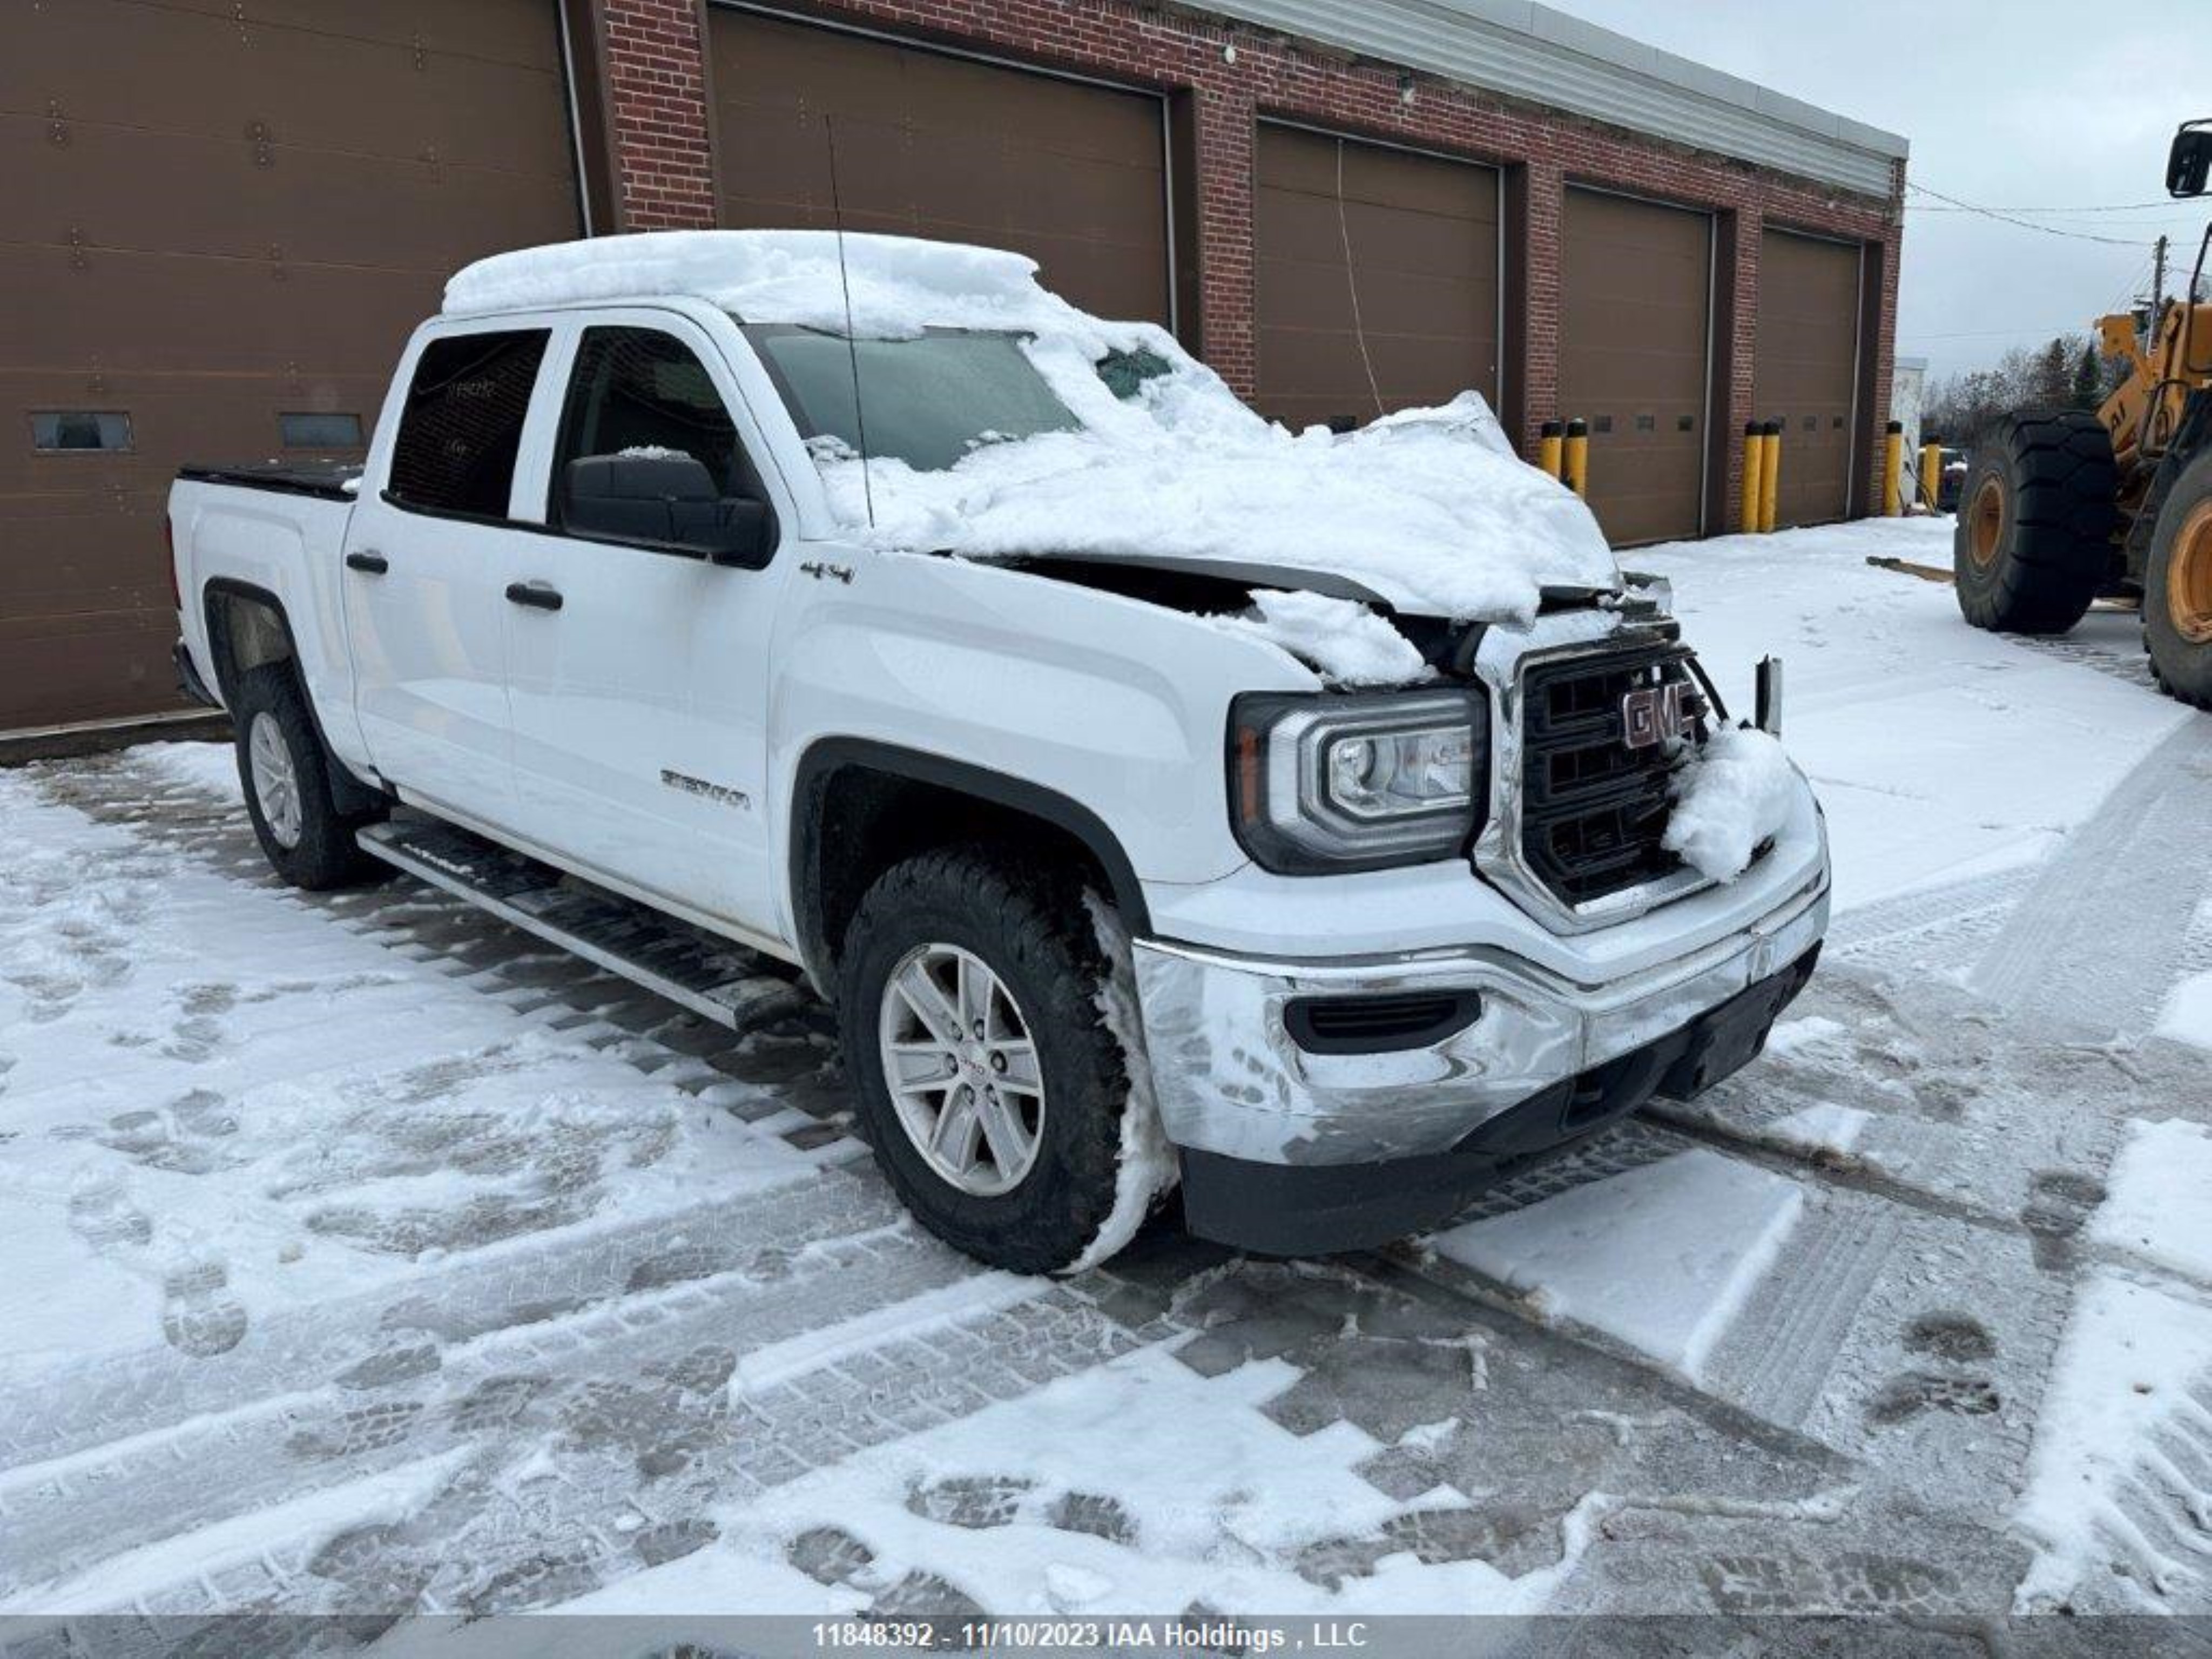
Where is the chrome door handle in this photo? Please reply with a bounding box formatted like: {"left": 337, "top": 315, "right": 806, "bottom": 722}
{"left": 504, "top": 581, "right": 563, "bottom": 612}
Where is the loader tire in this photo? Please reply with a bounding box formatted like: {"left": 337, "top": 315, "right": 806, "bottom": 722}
{"left": 2144, "top": 449, "right": 2212, "bottom": 710}
{"left": 1953, "top": 410, "right": 2117, "bottom": 635}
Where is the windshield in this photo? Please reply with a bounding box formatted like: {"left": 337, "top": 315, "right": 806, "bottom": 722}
{"left": 747, "top": 326, "right": 1081, "bottom": 472}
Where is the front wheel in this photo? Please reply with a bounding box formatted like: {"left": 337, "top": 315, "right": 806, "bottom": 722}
{"left": 1953, "top": 410, "right": 2119, "bottom": 635}
{"left": 232, "top": 663, "right": 383, "bottom": 889}
{"left": 2145, "top": 450, "right": 2212, "bottom": 709}
{"left": 837, "top": 847, "right": 1167, "bottom": 1274}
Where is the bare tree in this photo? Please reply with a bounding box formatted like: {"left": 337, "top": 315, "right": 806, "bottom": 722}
{"left": 1923, "top": 331, "right": 2114, "bottom": 454}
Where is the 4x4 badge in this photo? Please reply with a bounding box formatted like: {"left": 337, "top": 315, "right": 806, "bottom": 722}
{"left": 1620, "top": 682, "right": 1691, "bottom": 751}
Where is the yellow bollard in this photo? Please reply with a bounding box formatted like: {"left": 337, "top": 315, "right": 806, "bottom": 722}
{"left": 1563, "top": 417, "right": 1589, "bottom": 498}
{"left": 1883, "top": 421, "right": 1905, "bottom": 517}
{"left": 1758, "top": 420, "right": 1782, "bottom": 534}
{"left": 1739, "top": 421, "right": 1764, "bottom": 534}
{"left": 1919, "top": 436, "right": 1944, "bottom": 514}
{"left": 1536, "top": 420, "right": 1563, "bottom": 481}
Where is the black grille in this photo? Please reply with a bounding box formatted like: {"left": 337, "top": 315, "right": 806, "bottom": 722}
{"left": 1518, "top": 639, "right": 1704, "bottom": 906}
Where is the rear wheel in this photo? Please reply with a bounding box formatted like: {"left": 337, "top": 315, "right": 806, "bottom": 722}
{"left": 232, "top": 663, "right": 383, "bottom": 889}
{"left": 1953, "top": 410, "right": 2119, "bottom": 635}
{"left": 2145, "top": 450, "right": 2212, "bottom": 709}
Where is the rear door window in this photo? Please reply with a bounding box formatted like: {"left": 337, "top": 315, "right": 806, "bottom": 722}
{"left": 388, "top": 329, "right": 549, "bottom": 518}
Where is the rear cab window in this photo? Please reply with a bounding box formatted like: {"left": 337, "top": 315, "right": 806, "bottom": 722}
{"left": 387, "top": 329, "right": 549, "bottom": 520}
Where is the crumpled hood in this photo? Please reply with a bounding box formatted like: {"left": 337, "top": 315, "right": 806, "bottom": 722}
{"left": 806, "top": 332, "right": 1620, "bottom": 624}
{"left": 819, "top": 399, "right": 1619, "bottom": 623}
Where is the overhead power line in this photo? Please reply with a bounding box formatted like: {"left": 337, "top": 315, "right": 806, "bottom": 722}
{"left": 1903, "top": 181, "right": 2156, "bottom": 246}
{"left": 1897, "top": 325, "right": 2102, "bottom": 342}
{"left": 1906, "top": 199, "right": 2176, "bottom": 215}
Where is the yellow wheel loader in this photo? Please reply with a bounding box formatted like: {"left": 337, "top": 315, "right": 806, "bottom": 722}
{"left": 1956, "top": 119, "right": 2212, "bottom": 707}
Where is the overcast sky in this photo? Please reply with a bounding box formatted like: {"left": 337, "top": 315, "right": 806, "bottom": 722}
{"left": 1553, "top": 0, "right": 2212, "bottom": 385}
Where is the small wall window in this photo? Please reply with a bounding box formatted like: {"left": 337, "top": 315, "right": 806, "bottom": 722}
{"left": 32, "top": 411, "right": 132, "bottom": 453}
{"left": 279, "top": 412, "right": 364, "bottom": 449}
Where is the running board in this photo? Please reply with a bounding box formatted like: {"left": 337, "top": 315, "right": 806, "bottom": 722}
{"left": 356, "top": 818, "right": 810, "bottom": 1032}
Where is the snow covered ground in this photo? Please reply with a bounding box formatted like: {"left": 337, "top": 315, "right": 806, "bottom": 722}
{"left": 4, "top": 516, "right": 2211, "bottom": 1642}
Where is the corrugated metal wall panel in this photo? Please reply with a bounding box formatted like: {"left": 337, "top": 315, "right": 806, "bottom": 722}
{"left": 1197, "top": 0, "right": 1904, "bottom": 197}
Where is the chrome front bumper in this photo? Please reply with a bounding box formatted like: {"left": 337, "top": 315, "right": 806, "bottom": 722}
{"left": 1131, "top": 868, "right": 1829, "bottom": 1167}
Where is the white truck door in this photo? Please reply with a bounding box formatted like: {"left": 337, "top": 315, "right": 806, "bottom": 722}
{"left": 345, "top": 325, "right": 550, "bottom": 830}
{"left": 502, "top": 315, "right": 788, "bottom": 938}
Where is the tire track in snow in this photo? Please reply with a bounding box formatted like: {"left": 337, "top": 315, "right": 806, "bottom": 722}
{"left": 1970, "top": 717, "right": 2212, "bottom": 1037}
{"left": 0, "top": 1173, "right": 905, "bottom": 1472}
{"left": 0, "top": 1211, "right": 1033, "bottom": 1599}
{"left": 1823, "top": 865, "right": 2036, "bottom": 976}
{"left": 1650, "top": 1088, "right": 2212, "bottom": 1305}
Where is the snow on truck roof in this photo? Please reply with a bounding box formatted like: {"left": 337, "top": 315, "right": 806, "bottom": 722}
{"left": 444, "top": 230, "right": 1095, "bottom": 338}
{"left": 444, "top": 233, "right": 1618, "bottom": 638}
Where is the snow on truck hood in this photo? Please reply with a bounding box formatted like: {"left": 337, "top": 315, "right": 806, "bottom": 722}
{"left": 446, "top": 232, "right": 1619, "bottom": 635}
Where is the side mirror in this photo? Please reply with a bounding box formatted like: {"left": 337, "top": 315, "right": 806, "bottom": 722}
{"left": 562, "top": 453, "right": 775, "bottom": 565}
{"left": 705, "top": 498, "right": 774, "bottom": 567}
{"left": 2169, "top": 122, "right": 2212, "bottom": 199}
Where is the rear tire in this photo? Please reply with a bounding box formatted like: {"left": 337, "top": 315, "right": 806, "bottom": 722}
{"left": 2144, "top": 449, "right": 2212, "bottom": 710}
{"left": 837, "top": 847, "right": 1144, "bottom": 1275}
{"left": 232, "top": 663, "right": 383, "bottom": 889}
{"left": 1953, "top": 410, "right": 2118, "bottom": 635}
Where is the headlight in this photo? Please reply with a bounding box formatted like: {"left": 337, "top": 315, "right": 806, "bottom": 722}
{"left": 1229, "top": 689, "right": 1488, "bottom": 873}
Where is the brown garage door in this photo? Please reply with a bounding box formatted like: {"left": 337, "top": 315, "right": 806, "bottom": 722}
{"left": 1559, "top": 188, "right": 1712, "bottom": 547}
{"left": 1253, "top": 124, "right": 1499, "bottom": 431}
{"left": 1756, "top": 229, "right": 1864, "bottom": 529}
{"left": 708, "top": 10, "right": 1170, "bottom": 328}
{"left": 1, "top": 0, "right": 581, "bottom": 733}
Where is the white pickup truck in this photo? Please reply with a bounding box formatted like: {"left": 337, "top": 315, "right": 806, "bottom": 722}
{"left": 169, "top": 231, "right": 1829, "bottom": 1273}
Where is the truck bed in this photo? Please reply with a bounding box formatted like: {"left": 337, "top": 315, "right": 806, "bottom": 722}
{"left": 176, "top": 459, "right": 362, "bottom": 502}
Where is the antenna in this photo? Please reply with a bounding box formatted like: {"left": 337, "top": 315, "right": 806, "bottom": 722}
{"left": 823, "top": 114, "right": 876, "bottom": 529}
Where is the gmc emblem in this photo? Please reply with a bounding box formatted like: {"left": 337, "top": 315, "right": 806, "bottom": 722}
{"left": 1621, "top": 681, "right": 1691, "bottom": 751}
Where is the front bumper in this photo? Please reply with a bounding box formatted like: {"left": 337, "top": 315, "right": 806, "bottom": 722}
{"left": 1130, "top": 865, "right": 1828, "bottom": 1245}
{"left": 1172, "top": 943, "right": 1821, "bottom": 1255}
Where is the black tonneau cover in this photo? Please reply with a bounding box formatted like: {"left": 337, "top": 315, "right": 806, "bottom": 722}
{"left": 177, "top": 459, "right": 362, "bottom": 502}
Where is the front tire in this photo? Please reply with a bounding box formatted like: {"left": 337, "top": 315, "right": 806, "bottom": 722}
{"left": 1953, "top": 410, "right": 2118, "bottom": 635}
{"left": 2144, "top": 450, "right": 2212, "bottom": 709}
{"left": 838, "top": 848, "right": 1143, "bottom": 1274}
{"left": 232, "top": 663, "right": 382, "bottom": 889}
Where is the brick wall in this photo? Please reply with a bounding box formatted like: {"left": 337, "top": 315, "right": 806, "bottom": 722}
{"left": 602, "top": 0, "right": 718, "bottom": 230}
{"left": 588, "top": 0, "right": 1905, "bottom": 530}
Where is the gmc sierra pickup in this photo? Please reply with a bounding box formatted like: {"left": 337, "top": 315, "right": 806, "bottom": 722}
{"left": 169, "top": 231, "right": 1829, "bottom": 1273}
